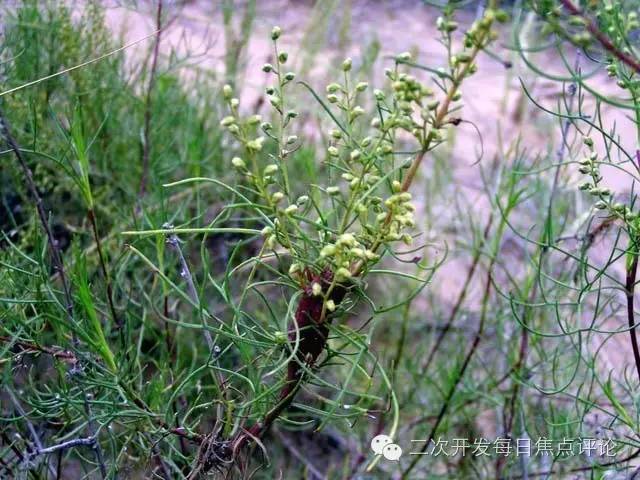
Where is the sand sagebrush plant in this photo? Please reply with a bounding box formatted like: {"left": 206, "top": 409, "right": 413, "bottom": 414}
{"left": 147, "top": 8, "right": 506, "bottom": 473}
{"left": 0, "top": 1, "right": 507, "bottom": 475}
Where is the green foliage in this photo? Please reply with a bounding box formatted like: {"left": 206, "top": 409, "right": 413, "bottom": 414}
{"left": 2, "top": 1, "right": 640, "bottom": 479}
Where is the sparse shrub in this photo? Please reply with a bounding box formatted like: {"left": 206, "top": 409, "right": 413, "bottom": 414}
{"left": 3, "top": 1, "right": 640, "bottom": 479}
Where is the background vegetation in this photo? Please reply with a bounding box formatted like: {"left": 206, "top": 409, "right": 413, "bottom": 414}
{"left": 1, "top": 1, "right": 640, "bottom": 478}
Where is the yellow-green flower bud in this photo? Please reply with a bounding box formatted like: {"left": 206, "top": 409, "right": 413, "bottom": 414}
{"left": 289, "top": 263, "right": 301, "bottom": 275}
{"left": 338, "top": 233, "right": 356, "bottom": 246}
{"left": 247, "top": 137, "right": 265, "bottom": 152}
{"left": 397, "top": 51, "right": 412, "bottom": 62}
{"left": 364, "top": 250, "right": 378, "bottom": 260}
{"left": 336, "top": 267, "right": 352, "bottom": 280}
{"left": 284, "top": 204, "right": 298, "bottom": 215}
{"left": 320, "top": 245, "right": 336, "bottom": 257}
{"left": 264, "top": 164, "right": 278, "bottom": 176}
{"left": 220, "top": 116, "right": 235, "bottom": 127}
{"left": 232, "top": 157, "right": 246, "bottom": 169}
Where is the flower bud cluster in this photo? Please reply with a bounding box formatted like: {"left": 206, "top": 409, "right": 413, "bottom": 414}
{"left": 576, "top": 137, "right": 631, "bottom": 217}
{"left": 324, "top": 63, "right": 368, "bottom": 125}
{"left": 377, "top": 182, "right": 416, "bottom": 245}
{"left": 219, "top": 14, "right": 498, "bottom": 293}
{"left": 220, "top": 85, "right": 266, "bottom": 182}
{"left": 463, "top": 8, "right": 504, "bottom": 49}
{"left": 319, "top": 233, "right": 379, "bottom": 281}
